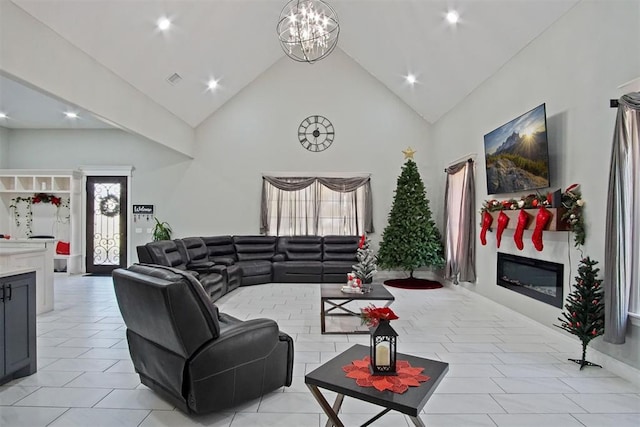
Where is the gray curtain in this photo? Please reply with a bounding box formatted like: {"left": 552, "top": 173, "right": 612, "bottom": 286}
{"left": 443, "top": 159, "right": 476, "bottom": 284}
{"left": 260, "top": 176, "right": 373, "bottom": 235}
{"left": 604, "top": 92, "right": 640, "bottom": 344}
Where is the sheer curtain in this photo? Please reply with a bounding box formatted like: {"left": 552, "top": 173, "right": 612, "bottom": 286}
{"left": 604, "top": 92, "right": 640, "bottom": 344}
{"left": 443, "top": 159, "right": 476, "bottom": 284}
{"left": 261, "top": 176, "right": 373, "bottom": 236}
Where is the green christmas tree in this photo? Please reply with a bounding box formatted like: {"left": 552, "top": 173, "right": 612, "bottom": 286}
{"left": 352, "top": 234, "right": 377, "bottom": 284}
{"left": 555, "top": 257, "right": 605, "bottom": 369}
{"left": 377, "top": 156, "right": 445, "bottom": 278}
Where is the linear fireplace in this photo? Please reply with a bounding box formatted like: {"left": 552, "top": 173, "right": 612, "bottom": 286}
{"left": 497, "top": 253, "right": 564, "bottom": 308}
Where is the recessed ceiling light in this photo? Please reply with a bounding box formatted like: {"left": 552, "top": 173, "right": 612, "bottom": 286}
{"left": 406, "top": 74, "right": 417, "bottom": 85}
{"left": 64, "top": 112, "right": 78, "bottom": 119}
{"left": 0, "top": 113, "right": 7, "bottom": 119}
{"left": 207, "top": 79, "right": 218, "bottom": 90}
{"left": 157, "top": 17, "right": 171, "bottom": 31}
{"left": 446, "top": 10, "right": 459, "bottom": 24}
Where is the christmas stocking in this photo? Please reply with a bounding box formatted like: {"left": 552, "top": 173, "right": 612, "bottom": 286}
{"left": 514, "top": 209, "right": 530, "bottom": 250}
{"left": 532, "top": 207, "right": 552, "bottom": 251}
{"left": 480, "top": 211, "right": 493, "bottom": 245}
{"left": 496, "top": 211, "right": 510, "bottom": 248}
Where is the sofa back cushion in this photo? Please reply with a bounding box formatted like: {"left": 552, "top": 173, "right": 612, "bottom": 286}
{"left": 113, "top": 264, "right": 220, "bottom": 358}
{"left": 323, "top": 235, "right": 359, "bottom": 262}
{"left": 277, "top": 236, "right": 323, "bottom": 261}
{"left": 201, "top": 236, "right": 237, "bottom": 261}
{"left": 233, "top": 235, "right": 277, "bottom": 261}
{"left": 176, "top": 237, "right": 209, "bottom": 263}
{"left": 145, "top": 240, "right": 188, "bottom": 269}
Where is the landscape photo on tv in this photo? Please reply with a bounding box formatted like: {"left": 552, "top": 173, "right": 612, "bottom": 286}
{"left": 484, "top": 103, "right": 551, "bottom": 195}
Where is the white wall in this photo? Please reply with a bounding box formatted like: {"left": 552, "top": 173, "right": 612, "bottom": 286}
{"left": 173, "top": 49, "right": 434, "bottom": 238}
{"left": 0, "top": 127, "right": 9, "bottom": 168}
{"left": 430, "top": 0, "right": 640, "bottom": 369}
{"left": 6, "top": 129, "right": 192, "bottom": 256}
{"left": 6, "top": 48, "right": 433, "bottom": 260}
{"left": 0, "top": 1, "right": 195, "bottom": 157}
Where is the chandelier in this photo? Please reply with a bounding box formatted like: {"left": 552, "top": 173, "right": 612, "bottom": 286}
{"left": 277, "top": 0, "right": 340, "bottom": 64}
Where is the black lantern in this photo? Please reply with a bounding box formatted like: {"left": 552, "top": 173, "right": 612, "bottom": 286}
{"left": 369, "top": 319, "right": 398, "bottom": 376}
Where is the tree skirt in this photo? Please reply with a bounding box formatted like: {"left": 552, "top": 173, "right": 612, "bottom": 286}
{"left": 342, "top": 356, "right": 430, "bottom": 394}
{"left": 384, "top": 278, "right": 443, "bottom": 290}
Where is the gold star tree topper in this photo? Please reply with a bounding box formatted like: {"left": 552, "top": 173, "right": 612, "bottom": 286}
{"left": 402, "top": 147, "right": 416, "bottom": 159}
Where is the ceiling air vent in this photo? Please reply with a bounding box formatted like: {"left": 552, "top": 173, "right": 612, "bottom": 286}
{"left": 166, "top": 73, "right": 182, "bottom": 86}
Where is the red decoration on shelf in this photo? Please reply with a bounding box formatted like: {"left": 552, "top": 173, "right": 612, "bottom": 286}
{"left": 342, "top": 356, "right": 430, "bottom": 394}
{"left": 32, "top": 193, "right": 62, "bottom": 206}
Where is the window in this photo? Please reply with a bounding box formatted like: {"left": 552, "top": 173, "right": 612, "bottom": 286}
{"left": 261, "top": 176, "right": 372, "bottom": 236}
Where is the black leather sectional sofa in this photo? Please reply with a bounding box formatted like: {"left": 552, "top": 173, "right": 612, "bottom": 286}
{"left": 137, "top": 235, "right": 360, "bottom": 302}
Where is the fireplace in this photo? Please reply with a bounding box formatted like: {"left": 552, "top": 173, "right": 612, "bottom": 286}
{"left": 497, "top": 253, "right": 563, "bottom": 308}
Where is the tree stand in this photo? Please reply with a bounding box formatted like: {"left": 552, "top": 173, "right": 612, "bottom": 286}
{"left": 568, "top": 343, "right": 602, "bottom": 370}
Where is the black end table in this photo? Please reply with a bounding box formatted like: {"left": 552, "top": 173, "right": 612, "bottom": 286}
{"left": 321, "top": 283, "right": 395, "bottom": 334}
{"left": 305, "top": 344, "right": 449, "bottom": 427}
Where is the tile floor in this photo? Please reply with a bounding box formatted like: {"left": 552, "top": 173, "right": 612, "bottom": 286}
{"left": 1, "top": 274, "right": 639, "bottom": 426}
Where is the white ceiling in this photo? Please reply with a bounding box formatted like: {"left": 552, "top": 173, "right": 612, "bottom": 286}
{"left": 1, "top": 0, "right": 580, "bottom": 131}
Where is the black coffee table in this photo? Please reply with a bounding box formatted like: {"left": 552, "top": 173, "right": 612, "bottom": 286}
{"left": 305, "top": 344, "right": 449, "bottom": 427}
{"left": 321, "top": 283, "right": 395, "bottom": 334}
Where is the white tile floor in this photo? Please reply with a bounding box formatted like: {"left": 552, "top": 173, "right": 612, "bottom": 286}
{"left": 1, "top": 274, "right": 639, "bottom": 427}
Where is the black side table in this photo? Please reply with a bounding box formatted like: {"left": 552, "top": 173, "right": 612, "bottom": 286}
{"left": 305, "top": 344, "right": 449, "bottom": 427}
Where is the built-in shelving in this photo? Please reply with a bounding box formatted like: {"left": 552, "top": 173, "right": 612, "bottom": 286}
{"left": 0, "top": 175, "right": 73, "bottom": 193}
{"left": 0, "top": 170, "right": 82, "bottom": 273}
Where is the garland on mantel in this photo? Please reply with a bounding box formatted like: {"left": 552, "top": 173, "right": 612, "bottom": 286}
{"left": 480, "top": 184, "right": 585, "bottom": 247}
{"left": 9, "top": 193, "right": 70, "bottom": 237}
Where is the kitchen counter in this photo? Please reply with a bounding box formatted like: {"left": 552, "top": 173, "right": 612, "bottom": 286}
{"left": 0, "top": 267, "right": 37, "bottom": 278}
{"left": 0, "top": 246, "right": 53, "bottom": 314}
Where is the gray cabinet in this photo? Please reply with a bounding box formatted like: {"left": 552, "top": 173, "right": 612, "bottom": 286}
{"left": 0, "top": 271, "right": 37, "bottom": 385}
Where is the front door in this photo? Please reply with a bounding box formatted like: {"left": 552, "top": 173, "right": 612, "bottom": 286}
{"left": 86, "top": 176, "right": 128, "bottom": 275}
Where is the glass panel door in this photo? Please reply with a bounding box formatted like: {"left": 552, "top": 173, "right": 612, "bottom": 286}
{"left": 85, "top": 176, "right": 127, "bottom": 275}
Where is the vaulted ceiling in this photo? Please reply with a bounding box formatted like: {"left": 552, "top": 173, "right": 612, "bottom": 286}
{"left": 1, "top": 0, "right": 579, "bottom": 132}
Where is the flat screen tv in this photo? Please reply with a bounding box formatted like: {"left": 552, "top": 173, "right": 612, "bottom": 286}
{"left": 484, "top": 103, "right": 550, "bottom": 195}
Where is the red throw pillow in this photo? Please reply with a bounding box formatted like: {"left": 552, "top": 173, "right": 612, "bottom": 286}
{"left": 56, "top": 241, "right": 70, "bottom": 255}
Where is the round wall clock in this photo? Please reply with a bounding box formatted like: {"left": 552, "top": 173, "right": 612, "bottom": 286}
{"left": 298, "top": 115, "right": 334, "bottom": 152}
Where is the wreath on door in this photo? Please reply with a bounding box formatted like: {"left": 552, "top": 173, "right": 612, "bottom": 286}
{"left": 99, "top": 194, "right": 120, "bottom": 217}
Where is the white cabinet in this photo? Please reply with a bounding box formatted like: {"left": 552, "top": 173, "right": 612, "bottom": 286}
{"left": 0, "top": 170, "right": 82, "bottom": 274}
{"left": 0, "top": 248, "right": 53, "bottom": 314}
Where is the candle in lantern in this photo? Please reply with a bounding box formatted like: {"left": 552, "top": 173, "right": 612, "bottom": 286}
{"left": 375, "top": 342, "right": 390, "bottom": 366}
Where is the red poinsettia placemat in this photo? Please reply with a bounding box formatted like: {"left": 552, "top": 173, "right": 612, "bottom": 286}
{"left": 342, "top": 356, "right": 430, "bottom": 394}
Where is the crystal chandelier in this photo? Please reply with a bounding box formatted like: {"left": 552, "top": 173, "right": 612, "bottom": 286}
{"left": 277, "top": 0, "right": 340, "bottom": 64}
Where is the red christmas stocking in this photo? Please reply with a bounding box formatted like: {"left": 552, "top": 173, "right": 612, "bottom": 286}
{"left": 480, "top": 211, "right": 493, "bottom": 246}
{"left": 496, "top": 211, "right": 510, "bottom": 248}
{"left": 532, "top": 207, "right": 552, "bottom": 251}
{"left": 514, "top": 209, "right": 530, "bottom": 250}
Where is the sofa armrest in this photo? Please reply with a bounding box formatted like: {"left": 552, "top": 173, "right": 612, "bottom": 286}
{"left": 187, "top": 260, "right": 216, "bottom": 270}
{"left": 211, "top": 256, "right": 236, "bottom": 266}
{"left": 190, "top": 318, "right": 282, "bottom": 375}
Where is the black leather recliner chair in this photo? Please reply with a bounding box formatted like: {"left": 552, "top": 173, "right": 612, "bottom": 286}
{"left": 112, "top": 264, "right": 294, "bottom": 414}
{"left": 144, "top": 240, "right": 226, "bottom": 301}
{"left": 273, "top": 236, "right": 323, "bottom": 282}
{"left": 176, "top": 237, "right": 242, "bottom": 294}
{"left": 322, "top": 235, "right": 360, "bottom": 282}
{"left": 232, "top": 236, "right": 278, "bottom": 285}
